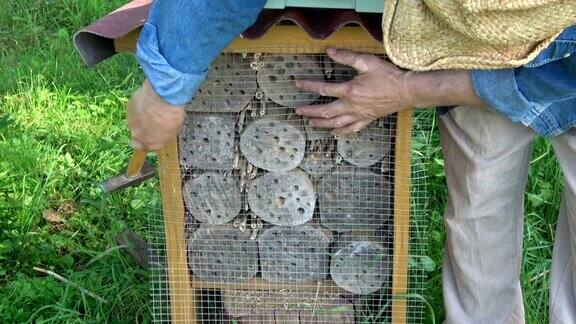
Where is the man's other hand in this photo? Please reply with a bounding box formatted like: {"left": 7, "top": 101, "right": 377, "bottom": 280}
{"left": 295, "top": 48, "right": 412, "bottom": 135}
{"left": 127, "top": 80, "right": 185, "bottom": 151}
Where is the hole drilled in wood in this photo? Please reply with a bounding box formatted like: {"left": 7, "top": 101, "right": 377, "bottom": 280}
{"left": 240, "top": 118, "right": 305, "bottom": 172}
{"left": 247, "top": 170, "right": 315, "bottom": 226}
{"left": 183, "top": 172, "right": 242, "bottom": 225}
{"left": 256, "top": 55, "right": 323, "bottom": 107}
{"left": 186, "top": 54, "right": 257, "bottom": 113}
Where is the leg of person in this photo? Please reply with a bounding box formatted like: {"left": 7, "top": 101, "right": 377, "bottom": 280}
{"left": 439, "top": 106, "right": 535, "bottom": 323}
{"left": 550, "top": 128, "right": 576, "bottom": 324}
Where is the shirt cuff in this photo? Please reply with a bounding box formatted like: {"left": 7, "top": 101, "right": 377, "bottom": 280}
{"left": 136, "top": 23, "right": 207, "bottom": 106}
{"left": 471, "top": 69, "right": 538, "bottom": 125}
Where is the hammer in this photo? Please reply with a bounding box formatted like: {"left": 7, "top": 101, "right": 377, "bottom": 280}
{"left": 100, "top": 149, "right": 156, "bottom": 193}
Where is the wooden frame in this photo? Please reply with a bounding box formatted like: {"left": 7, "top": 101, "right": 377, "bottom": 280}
{"left": 142, "top": 26, "right": 413, "bottom": 323}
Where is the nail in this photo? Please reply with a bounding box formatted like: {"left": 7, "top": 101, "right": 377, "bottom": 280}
{"left": 327, "top": 47, "right": 337, "bottom": 55}
{"left": 295, "top": 109, "right": 302, "bottom": 115}
{"left": 295, "top": 81, "right": 302, "bottom": 88}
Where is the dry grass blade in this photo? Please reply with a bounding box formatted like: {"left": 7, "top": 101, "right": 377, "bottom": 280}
{"left": 32, "top": 267, "right": 108, "bottom": 304}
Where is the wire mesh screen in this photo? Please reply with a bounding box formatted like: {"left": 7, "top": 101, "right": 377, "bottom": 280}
{"left": 148, "top": 50, "right": 429, "bottom": 323}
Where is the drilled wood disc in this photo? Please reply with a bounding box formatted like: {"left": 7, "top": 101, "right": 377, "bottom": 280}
{"left": 337, "top": 121, "right": 392, "bottom": 167}
{"left": 300, "top": 151, "right": 334, "bottom": 179}
{"left": 246, "top": 101, "right": 292, "bottom": 122}
{"left": 256, "top": 55, "right": 323, "bottom": 107}
{"left": 183, "top": 172, "right": 242, "bottom": 224}
{"left": 247, "top": 170, "right": 315, "bottom": 226}
{"left": 240, "top": 118, "right": 305, "bottom": 172}
{"left": 333, "top": 231, "right": 382, "bottom": 252}
{"left": 330, "top": 241, "right": 391, "bottom": 294}
{"left": 258, "top": 225, "right": 331, "bottom": 284}
{"left": 179, "top": 113, "right": 236, "bottom": 170}
{"left": 186, "top": 54, "right": 257, "bottom": 112}
{"left": 187, "top": 226, "right": 258, "bottom": 283}
{"left": 303, "top": 121, "right": 333, "bottom": 141}
{"left": 318, "top": 168, "right": 392, "bottom": 232}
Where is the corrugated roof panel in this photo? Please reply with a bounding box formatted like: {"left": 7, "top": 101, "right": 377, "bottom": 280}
{"left": 74, "top": 1, "right": 383, "bottom": 67}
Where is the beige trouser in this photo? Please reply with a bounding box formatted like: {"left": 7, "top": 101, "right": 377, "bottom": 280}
{"left": 439, "top": 106, "right": 576, "bottom": 323}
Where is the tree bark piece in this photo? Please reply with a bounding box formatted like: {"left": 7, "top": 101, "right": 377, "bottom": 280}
{"left": 187, "top": 225, "right": 258, "bottom": 284}
{"left": 258, "top": 225, "right": 331, "bottom": 284}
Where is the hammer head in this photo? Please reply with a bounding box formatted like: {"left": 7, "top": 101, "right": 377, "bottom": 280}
{"left": 100, "top": 162, "right": 156, "bottom": 193}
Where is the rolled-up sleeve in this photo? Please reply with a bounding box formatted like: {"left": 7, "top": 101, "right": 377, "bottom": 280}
{"left": 136, "top": 0, "right": 266, "bottom": 106}
{"left": 472, "top": 54, "right": 576, "bottom": 137}
{"left": 472, "top": 69, "right": 534, "bottom": 124}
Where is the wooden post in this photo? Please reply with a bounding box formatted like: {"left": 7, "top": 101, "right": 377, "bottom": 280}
{"left": 158, "top": 139, "right": 197, "bottom": 323}
{"left": 391, "top": 109, "right": 414, "bottom": 324}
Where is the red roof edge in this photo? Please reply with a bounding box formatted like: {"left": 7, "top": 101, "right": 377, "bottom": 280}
{"left": 74, "top": 1, "right": 383, "bottom": 68}
{"left": 74, "top": 0, "right": 151, "bottom": 67}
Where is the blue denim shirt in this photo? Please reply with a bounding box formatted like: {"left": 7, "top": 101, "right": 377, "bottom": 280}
{"left": 136, "top": 2, "right": 576, "bottom": 137}
{"left": 136, "top": 0, "right": 267, "bottom": 106}
{"left": 472, "top": 26, "right": 576, "bottom": 137}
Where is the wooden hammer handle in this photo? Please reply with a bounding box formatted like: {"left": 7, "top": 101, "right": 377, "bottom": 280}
{"left": 126, "top": 149, "right": 147, "bottom": 178}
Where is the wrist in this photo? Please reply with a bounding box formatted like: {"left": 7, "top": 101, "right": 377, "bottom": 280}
{"left": 405, "top": 70, "right": 482, "bottom": 108}
{"left": 143, "top": 80, "right": 183, "bottom": 112}
{"left": 405, "top": 71, "right": 438, "bottom": 109}
{"left": 401, "top": 71, "right": 416, "bottom": 109}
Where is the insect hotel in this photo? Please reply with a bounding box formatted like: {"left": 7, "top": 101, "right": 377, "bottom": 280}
{"left": 76, "top": 0, "right": 428, "bottom": 322}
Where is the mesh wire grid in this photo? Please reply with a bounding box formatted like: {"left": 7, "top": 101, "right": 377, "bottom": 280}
{"left": 147, "top": 49, "right": 430, "bottom": 323}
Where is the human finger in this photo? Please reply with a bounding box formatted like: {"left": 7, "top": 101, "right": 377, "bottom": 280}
{"left": 332, "top": 120, "right": 368, "bottom": 135}
{"left": 295, "top": 80, "right": 349, "bottom": 98}
{"left": 295, "top": 100, "right": 348, "bottom": 118}
{"left": 326, "top": 48, "right": 374, "bottom": 74}
{"left": 309, "top": 114, "right": 357, "bottom": 129}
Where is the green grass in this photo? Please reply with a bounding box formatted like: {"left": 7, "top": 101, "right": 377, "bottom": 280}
{"left": 0, "top": 0, "right": 564, "bottom": 322}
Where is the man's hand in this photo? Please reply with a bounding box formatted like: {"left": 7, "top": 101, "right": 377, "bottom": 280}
{"left": 295, "top": 48, "right": 485, "bottom": 135}
{"left": 295, "top": 48, "right": 412, "bottom": 135}
{"left": 127, "top": 80, "right": 186, "bottom": 151}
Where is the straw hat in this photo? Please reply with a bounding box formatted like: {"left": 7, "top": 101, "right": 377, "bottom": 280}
{"left": 382, "top": 0, "right": 576, "bottom": 70}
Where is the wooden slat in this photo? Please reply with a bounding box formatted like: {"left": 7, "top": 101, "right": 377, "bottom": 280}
{"left": 274, "top": 310, "right": 301, "bottom": 323}
{"left": 115, "top": 25, "right": 385, "bottom": 54}
{"left": 190, "top": 277, "right": 345, "bottom": 293}
{"left": 391, "top": 110, "right": 414, "bottom": 324}
{"left": 224, "top": 26, "right": 384, "bottom": 54}
{"left": 158, "top": 139, "right": 197, "bottom": 323}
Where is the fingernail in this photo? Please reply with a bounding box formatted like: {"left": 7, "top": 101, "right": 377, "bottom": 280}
{"left": 295, "top": 81, "right": 302, "bottom": 88}
{"left": 295, "top": 109, "right": 302, "bottom": 115}
{"left": 327, "top": 47, "right": 336, "bottom": 54}
{"left": 309, "top": 121, "right": 315, "bottom": 126}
